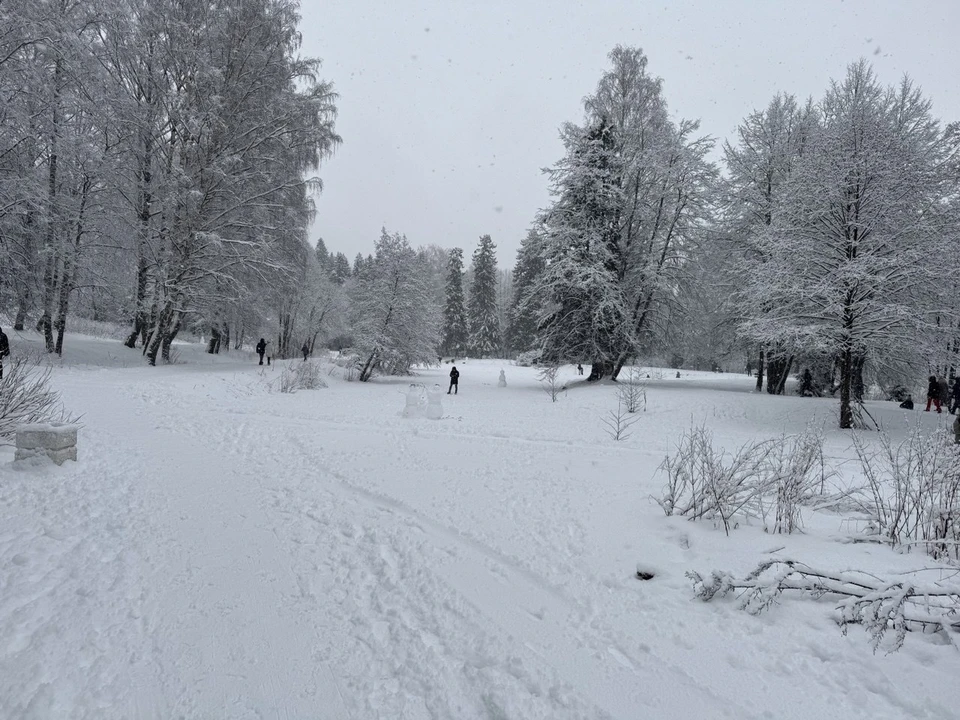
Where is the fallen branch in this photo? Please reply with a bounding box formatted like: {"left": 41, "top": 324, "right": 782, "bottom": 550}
{"left": 688, "top": 559, "right": 960, "bottom": 652}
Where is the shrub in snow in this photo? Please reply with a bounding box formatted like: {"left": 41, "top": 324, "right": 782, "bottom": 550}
{"left": 760, "top": 426, "right": 835, "bottom": 534}
{"left": 514, "top": 350, "right": 541, "bottom": 367}
{"left": 538, "top": 366, "right": 564, "bottom": 402}
{"left": 657, "top": 424, "right": 831, "bottom": 535}
{"left": 617, "top": 367, "right": 647, "bottom": 413}
{"left": 689, "top": 559, "right": 960, "bottom": 652}
{"left": 277, "top": 361, "right": 328, "bottom": 393}
{"left": 0, "top": 358, "right": 74, "bottom": 444}
{"left": 602, "top": 395, "right": 639, "bottom": 441}
{"left": 852, "top": 422, "right": 960, "bottom": 563}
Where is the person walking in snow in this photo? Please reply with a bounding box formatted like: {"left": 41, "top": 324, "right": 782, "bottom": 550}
{"left": 577, "top": 363, "right": 583, "bottom": 375}
{"left": 951, "top": 377, "right": 960, "bottom": 415}
{"left": 301, "top": 341, "right": 309, "bottom": 361}
{"left": 925, "top": 375, "right": 942, "bottom": 413}
{"left": 0, "top": 326, "right": 9, "bottom": 380}
{"left": 448, "top": 365, "right": 459, "bottom": 394}
{"left": 256, "top": 337, "right": 267, "bottom": 365}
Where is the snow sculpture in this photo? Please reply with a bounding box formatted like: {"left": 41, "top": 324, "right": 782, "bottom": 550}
{"left": 15, "top": 423, "right": 79, "bottom": 465}
{"left": 498, "top": 370, "right": 507, "bottom": 387}
{"left": 426, "top": 384, "right": 443, "bottom": 419}
{"left": 403, "top": 384, "right": 422, "bottom": 418}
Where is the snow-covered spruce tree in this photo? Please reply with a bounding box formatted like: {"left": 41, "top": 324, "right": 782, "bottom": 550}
{"left": 352, "top": 229, "right": 440, "bottom": 382}
{"left": 468, "top": 234, "right": 501, "bottom": 357}
{"left": 506, "top": 228, "right": 546, "bottom": 355}
{"left": 330, "top": 252, "right": 351, "bottom": 285}
{"left": 738, "top": 61, "right": 960, "bottom": 428}
{"left": 440, "top": 247, "right": 468, "bottom": 356}
{"left": 533, "top": 46, "right": 717, "bottom": 381}
{"left": 722, "top": 94, "right": 816, "bottom": 393}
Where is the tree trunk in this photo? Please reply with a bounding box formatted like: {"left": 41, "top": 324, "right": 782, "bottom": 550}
{"left": 755, "top": 348, "right": 764, "bottom": 391}
{"left": 41, "top": 58, "right": 62, "bottom": 355}
{"left": 359, "top": 349, "right": 378, "bottom": 382}
{"left": 124, "top": 254, "right": 150, "bottom": 348}
{"left": 54, "top": 175, "right": 89, "bottom": 356}
{"left": 839, "top": 346, "right": 853, "bottom": 429}
{"left": 587, "top": 359, "right": 615, "bottom": 382}
{"left": 852, "top": 352, "right": 865, "bottom": 402}
{"left": 774, "top": 355, "right": 794, "bottom": 395}
{"left": 14, "top": 293, "right": 28, "bottom": 331}
{"left": 161, "top": 311, "right": 183, "bottom": 364}
{"left": 145, "top": 302, "right": 173, "bottom": 366}
{"left": 207, "top": 325, "right": 221, "bottom": 354}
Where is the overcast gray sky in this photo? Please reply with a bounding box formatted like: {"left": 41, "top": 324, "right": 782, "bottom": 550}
{"left": 299, "top": 0, "right": 960, "bottom": 266}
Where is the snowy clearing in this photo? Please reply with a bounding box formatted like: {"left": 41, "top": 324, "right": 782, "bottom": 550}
{"left": 1, "top": 332, "right": 958, "bottom": 719}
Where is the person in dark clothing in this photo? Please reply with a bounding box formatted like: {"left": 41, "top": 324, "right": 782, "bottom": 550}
{"left": 577, "top": 363, "right": 583, "bottom": 375}
{"left": 899, "top": 395, "right": 914, "bottom": 410}
{"left": 0, "top": 326, "right": 9, "bottom": 380}
{"left": 798, "top": 368, "right": 814, "bottom": 397}
{"left": 256, "top": 338, "right": 266, "bottom": 365}
{"left": 925, "top": 375, "right": 942, "bottom": 413}
{"left": 951, "top": 377, "right": 960, "bottom": 415}
{"left": 301, "top": 342, "right": 309, "bottom": 361}
{"left": 448, "top": 365, "right": 459, "bottom": 394}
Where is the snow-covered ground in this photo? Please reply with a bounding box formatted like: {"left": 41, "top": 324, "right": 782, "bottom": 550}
{"left": 1, "top": 331, "right": 958, "bottom": 719}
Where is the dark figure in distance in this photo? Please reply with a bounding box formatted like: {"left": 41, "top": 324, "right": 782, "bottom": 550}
{"left": 950, "top": 377, "right": 960, "bottom": 415}
{"left": 256, "top": 338, "right": 266, "bottom": 365}
{"left": 577, "top": 363, "right": 583, "bottom": 375}
{"left": 899, "top": 395, "right": 914, "bottom": 410}
{"left": 798, "top": 368, "right": 814, "bottom": 397}
{"left": 925, "top": 375, "right": 942, "bottom": 413}
{"left": 302, "top": 342, "right": 309, "bottom": 361}
{"left": 448, "top": 365, "right": 459, "bottom": 394}
{"left": 0, "top": 326, "right": 9, "bottom": 380}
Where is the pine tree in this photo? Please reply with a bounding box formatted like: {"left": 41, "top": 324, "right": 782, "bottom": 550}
{"left": 315, "top": 237, "right": 330, "bottom": 271}
{"left": 468, "top": 234, "right": 501, "bottom": 357}
{"left": 330, "top": 252, "right": 351, "bottom": 284}
{"left": 440, "top": 247, "right": 468, "bottom": 356}
{"left": 506, "top": 230, "right": 546, "bottom": 354}
{"left": 353, "top": 252, "right": 365, "bottom": 278}
{"left": 532, "top": 46, "right": 717, "bottom": 381}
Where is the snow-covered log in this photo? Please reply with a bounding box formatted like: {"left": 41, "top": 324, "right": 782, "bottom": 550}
{"left": 689, "top": 559, "right": 960, "bottom": 652}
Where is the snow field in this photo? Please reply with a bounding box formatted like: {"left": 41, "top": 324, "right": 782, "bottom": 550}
{"left": 1, "top": 332, "right": 958, "bottom": 719}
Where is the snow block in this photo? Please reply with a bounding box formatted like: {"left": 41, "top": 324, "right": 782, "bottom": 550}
{"left": 16, "top": 423, "right": 79, "bottom": 451}
{"left": 15, "top": 423, "right": 79, "bottom": 465}
{"left": 425, "top": 385, "right": 443, "bottom": 420}
{"left": 15, "top": 446, "right": 77, "bottom": 466}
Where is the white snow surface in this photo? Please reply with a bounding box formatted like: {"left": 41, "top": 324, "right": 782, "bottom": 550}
{"left": 1, "top": 331, "right": 958, "bottom": 719}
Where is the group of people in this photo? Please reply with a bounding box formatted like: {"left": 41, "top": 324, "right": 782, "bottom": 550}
{"left": 899, "top": 375, "right": 960, "bottom": 414}
{"left": 922, "top": 375, "right": 960, "bottom": 414}
{"left": 254, "top": 338, "right": 311, "bottom": 365}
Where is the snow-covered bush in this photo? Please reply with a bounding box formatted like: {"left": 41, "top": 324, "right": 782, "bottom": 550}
{"left": 852, "top": 423, "right": 960, "bottom": 563}
{"left": 657, "top": 425, "right": 774, "bottom": 534}
{"left": 278, "top": 361, "right": 328, "bottom": 394}
{"left": 514, "top": 350, "right": 541, "bottom": 367}
{"left": 0, "top": 358, "right": 73, "bottom": 444}
{"left": 658, "top": 424, "right": 831, "bottom": 535}
{"left": 761, "top": 426, "right": 834, "bottom": 534}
